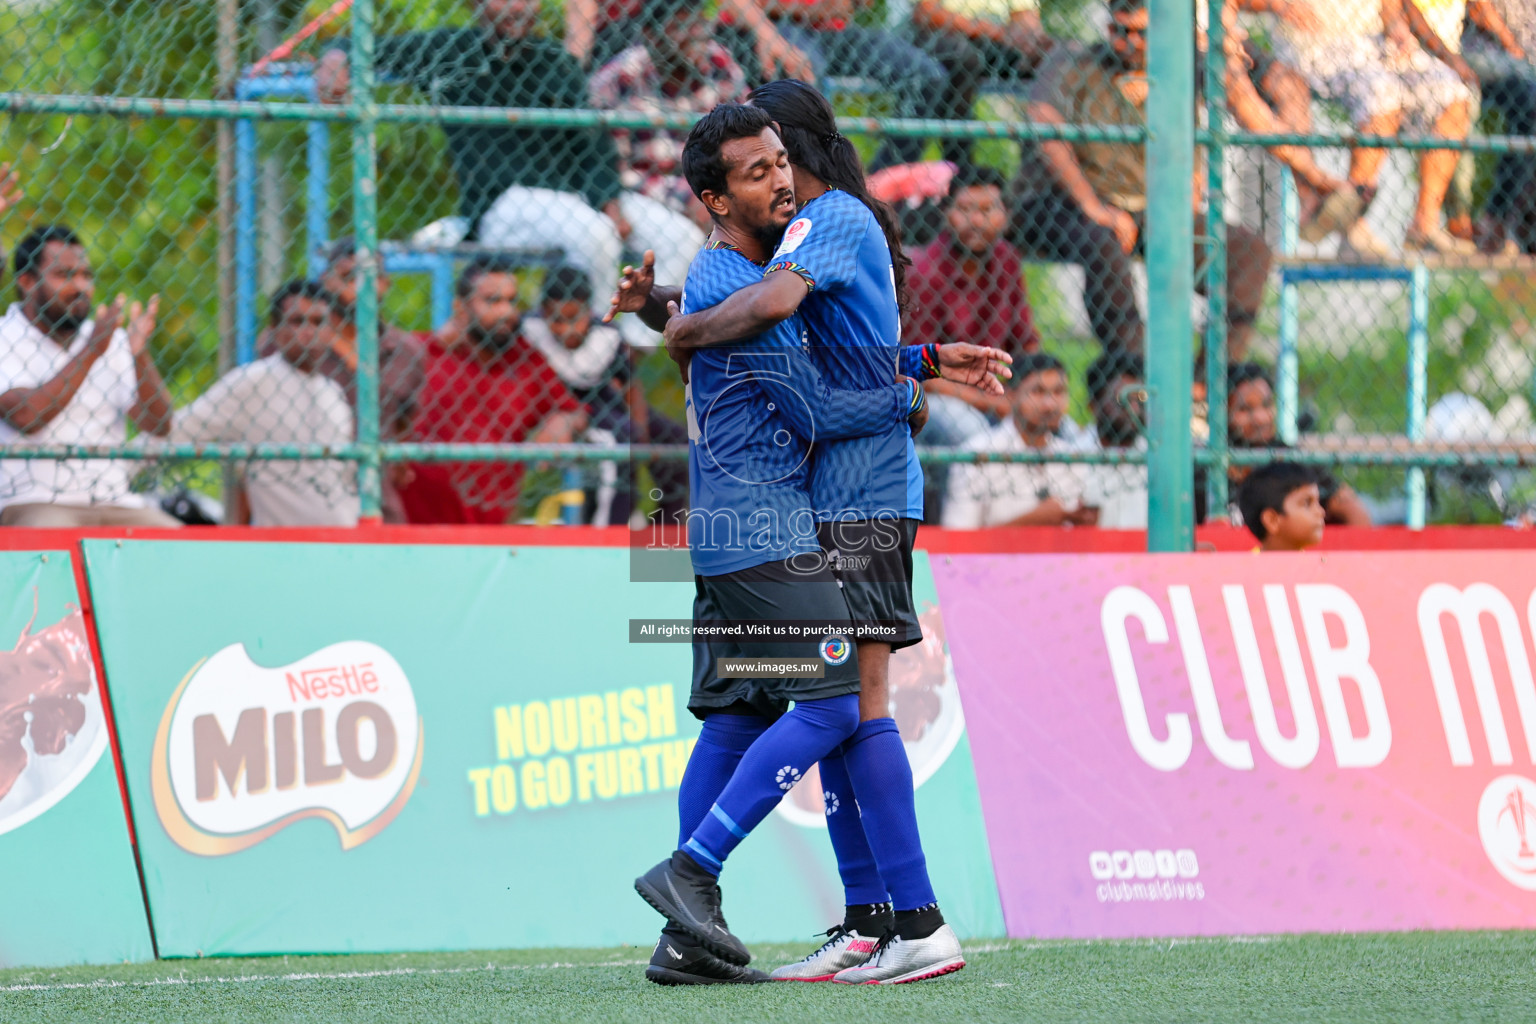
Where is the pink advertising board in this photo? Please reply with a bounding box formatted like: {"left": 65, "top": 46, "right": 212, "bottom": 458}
{"left": 933, "top": 551, "right": 1536, "bottom": 937}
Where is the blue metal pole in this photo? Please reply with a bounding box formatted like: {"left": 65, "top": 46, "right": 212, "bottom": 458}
{"left": 307, "top": 120, "right": 330, "bottom": 276}
{"left": 1145, "top": 0, "right": 1196, "bottom": 551}
{"left": 234, "top": 84, "right": 258, "bottom": 365}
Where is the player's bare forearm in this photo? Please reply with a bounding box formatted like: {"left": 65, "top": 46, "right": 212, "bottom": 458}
{"left": 637, "top": 286, "right": 681, "bottom": 334}
{"left": 663, "top": 271, "right": 806, "bottom": 351}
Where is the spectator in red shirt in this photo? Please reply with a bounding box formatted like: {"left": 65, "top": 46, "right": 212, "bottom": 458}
{"left": 905, "top": 165, "right": 1037, "bottom": 449}
{"left": 399, "top": 257, "right": 586, "bottom": 524}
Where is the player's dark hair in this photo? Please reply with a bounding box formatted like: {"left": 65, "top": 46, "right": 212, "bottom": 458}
{"left": 1238, "top": 461, "right": 1315, "bottom": 541}
{"left": 1013, "top": 351, "right": 1065, "bottom": 387}
{"left": 267, "top": 279, "right": 343, "bottom": 326}
{"left": 1228, "top": 361, "right": 1273, "bottom": 398}
{"left": 14, "top": 225, "right": 82, "bottom": 280}
{"left": 1087, "top": 350, "right": 1144, "bottom": 403}
{"left": 541, "top": 263, "right": 593, "bottom": 306}
{"left": 748, "top": 79, "right": 911, "bottom": 307}
{"left": 946, "top": 164, "right": 1006, "bottom": 205}
{"left": 456, "top": 255, "right": 521, "bottom": 299}
{"left": 681, "top": 102, "right": 777, "bottom": 215}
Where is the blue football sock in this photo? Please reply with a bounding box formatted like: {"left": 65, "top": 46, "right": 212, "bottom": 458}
{"left": 683, "top": 694, "right": 860, "bottom": 875}
{"left": 676, "top": 713, "right": 772, "bottom": 846}
{"left": 818, "top": 743, "right": 890, "bottom": 905}
{"left": 842, "top": 717, "right": 937, "bottom": 911}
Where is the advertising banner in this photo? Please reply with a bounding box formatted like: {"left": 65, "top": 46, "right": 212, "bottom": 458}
{"left": 933, "top": 551, "right": 1536, "bottom": 938}
{"left": 0, "top": 550, "right": 153, "bottom": 967}
{"left": 84, "top": 541, "right": 1001, "bottom": 957}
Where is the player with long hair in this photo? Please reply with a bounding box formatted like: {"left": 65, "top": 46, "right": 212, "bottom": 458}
{"left": 623, "top": 81, "right": 1005, "bottom": 984}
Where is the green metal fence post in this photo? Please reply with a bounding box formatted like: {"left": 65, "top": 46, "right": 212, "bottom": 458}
{"left": 1146, "top": 0, "right": 1197, "bottom": 550}
{"left": 1203, "top": 4, "right": 1230, "bottom": 520}
{"left": 351, "top": 0, "right": 382, "bottom": 523}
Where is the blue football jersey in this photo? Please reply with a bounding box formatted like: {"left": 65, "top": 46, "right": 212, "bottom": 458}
{"left": 683, "top": 241, "right": 911, "bottom": 576}
{"left": 765, "top": 189, "right": 925, "bottom": 521}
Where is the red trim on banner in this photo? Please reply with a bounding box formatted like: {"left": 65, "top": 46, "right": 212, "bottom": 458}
{"left": 1, "top": 523, "right": 1534, "bottom": 552}
{"left": 63, "top": 546, "right": 160, "bottom": 957}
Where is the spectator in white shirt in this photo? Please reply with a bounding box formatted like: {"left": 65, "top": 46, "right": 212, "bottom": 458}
{"left": 171, "top": 281, "right": 359, "bottom": 527}
{"left": 941, "top": 352, "right": 1096, "bottom": 529}
{"left": 0, "top": 225, "right": 179, "bottom": 527}
{"left": 1083, "top": 349, "right": 1148, "bottom": 530}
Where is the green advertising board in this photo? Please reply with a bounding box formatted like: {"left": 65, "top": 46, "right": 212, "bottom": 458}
{"left": 0, "top": 550, "right": 154, "bottom": 968}
{"left": 84, "top": 540, "right": 1002, "bottom": 957}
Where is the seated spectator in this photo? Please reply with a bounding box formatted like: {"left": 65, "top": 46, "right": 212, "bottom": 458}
{"left": 905, "top": 164, "right": 1038, "bottom": 448}
{"left": 523, "top": 264, "right": 688, "bottom": 522}
{"left": 1240, "top": 461, "right": 1326, "bottom": 551}
{"left": 1012, "top": 0, "right": 1272, "bottom": 358}
{"left": 1217, "top": 5, "right": 1365, "bottom": 244}
{"left": 754, "top": 0, "right": 950, "bottom": 167}
{"left": 1442, "top": 0, "right": 1536, "bottom": 252}
{"left": 173, "top": 282, "right": 359, "bottom": 527}
{"left": 1257, "top": 0, "right": 1475, "bottom": 255}
{"left": 564, "top": 0, "right": 812, "bottom": 80}
{"left": 314, "top": 0, "right": 702, "bottom": 345}
{"left": 1225, "top": 361, "right": 1373, "bottom": 525}
{"left": 315, "top": 238, "right": 426, "bottom": 440}
{"left": 0, "top": 226, "right": 179, "bottom": 527}
{"left": 589, "top": 0, "right": 749, "bottom": 230}
{"left": 1083, "top": 349, "right": 1149, "bottom": 529}
{"left": 910, "top": 0, "right": 1054, "bottom": 165}
{"left": 941, "top": 352, "right": 1096, "bottom": 528}
{"left": 399, "top": 257, "right": 587, "bottom": 525}
{"left": 254, "top": 240, "right": 425, "bottom": 522}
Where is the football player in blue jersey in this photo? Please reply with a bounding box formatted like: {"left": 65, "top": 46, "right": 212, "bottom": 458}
{"left": 630, "top": 102, "right": 939, "bottom": 985}
{"left": 652, "top": 80, "right": 1011, "bottom": 984}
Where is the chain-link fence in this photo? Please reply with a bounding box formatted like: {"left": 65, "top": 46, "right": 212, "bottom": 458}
{"left": 1, "top": 0, "right": 1532, "bottom": 541}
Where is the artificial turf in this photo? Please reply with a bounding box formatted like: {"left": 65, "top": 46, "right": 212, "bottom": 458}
{"left": 3, "top": 931, "right": 1533, "bottom": 1023}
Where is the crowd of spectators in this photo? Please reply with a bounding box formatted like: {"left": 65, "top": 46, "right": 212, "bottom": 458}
{"left": 3, "top": 0, "right": 1534, "bottom": 530}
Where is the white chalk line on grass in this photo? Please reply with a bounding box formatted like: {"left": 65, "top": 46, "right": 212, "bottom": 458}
{"left": 0, "top": 959, "right": 651, "bottom": 994}
{"left": 2, "top": 935, "right": 1282, "bottom": 994}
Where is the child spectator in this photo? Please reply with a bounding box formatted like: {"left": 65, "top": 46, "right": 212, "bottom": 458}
{"left": 1239, "top": 461, "right": 1325, "bottom": 551}
{"left": 528, "top": 265, "right": 688, "bottom": 523}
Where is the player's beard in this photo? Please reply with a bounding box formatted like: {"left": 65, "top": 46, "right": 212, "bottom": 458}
{"left": 751, "top": 188, "right": 797, "bottom": 248}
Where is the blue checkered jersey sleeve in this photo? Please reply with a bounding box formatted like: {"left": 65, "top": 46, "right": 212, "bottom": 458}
{"left": 752, "top": 327, "right": 912, "bottom": 442}
{"left": 687, "top": 246, "right": 910, "bottom": 442}
{"left": 897, "top": 343, "right": 942, "bottom": 380}
{"left": 764, "top": 190, "right": 870, "bottom": 294}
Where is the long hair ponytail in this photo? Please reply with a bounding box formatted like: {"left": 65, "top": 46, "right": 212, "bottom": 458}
{"left": 747, "top": 79, "right": 911, "bottom": 308}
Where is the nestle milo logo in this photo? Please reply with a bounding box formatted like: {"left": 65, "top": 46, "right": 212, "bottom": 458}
{"left": 152, "top": 641, "right": 423, "bottom": 856}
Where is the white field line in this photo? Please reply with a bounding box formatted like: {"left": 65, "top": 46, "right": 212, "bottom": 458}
{"left": 2, "top": 936, "right": 1284, "bottom": 995}
{"left": 0, "top": 959, "right": 650, "bottom": 994}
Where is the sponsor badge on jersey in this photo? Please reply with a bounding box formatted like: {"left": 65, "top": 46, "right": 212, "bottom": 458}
{"left": 775, "top": 217, "right": 812, "bottom": 257}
